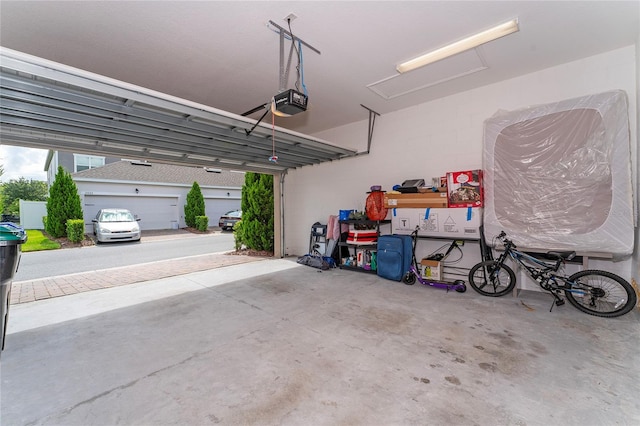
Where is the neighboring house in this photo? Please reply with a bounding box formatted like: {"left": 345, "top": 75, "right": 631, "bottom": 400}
{"left": 45, "top": 151, "right": 122, "bottom": 184}
{"left": 45, "top": 151, "right": 244, "bottom": 231}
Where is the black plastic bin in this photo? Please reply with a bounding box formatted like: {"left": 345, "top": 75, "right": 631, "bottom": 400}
{"left": 1, "top": 222, "right": 27, "bottom": 358}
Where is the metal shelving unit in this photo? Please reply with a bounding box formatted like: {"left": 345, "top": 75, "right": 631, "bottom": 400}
{"left": 338, "top": 219, "right": 391, "bottom": 273}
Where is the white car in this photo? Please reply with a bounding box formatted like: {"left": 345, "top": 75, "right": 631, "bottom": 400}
{"left": 92, "top": 208, "right": 141, "bottom": 243}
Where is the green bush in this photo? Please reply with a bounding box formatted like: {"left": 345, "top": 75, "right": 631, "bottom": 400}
{"left": 66, "top": 219, "right": 85, "bottom": 243}
{"left": 184, "top": 182, "right": 205, "bottom": 228}
{"left": 235, "top": 173, "right": 273, "bottom": 252}
{"left": 42, "top": 215, "right": 47, "bottom": 230}
{"left": 233, "top": 220, "right": 243, "bottom": 250}
{"left": 195, "top": 215, "right": 208, "bottom": 232}
{"left": 46, "top": 166, "right": 83, "bottom": 238}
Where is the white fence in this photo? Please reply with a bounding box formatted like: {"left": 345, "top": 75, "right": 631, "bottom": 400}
{"left": 18, "top": 200, "right": 47, "bottom": 229}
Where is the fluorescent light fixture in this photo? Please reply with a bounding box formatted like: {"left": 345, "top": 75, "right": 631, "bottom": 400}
{"left": 397, "top": 19, "right": 519, "bottom": 73}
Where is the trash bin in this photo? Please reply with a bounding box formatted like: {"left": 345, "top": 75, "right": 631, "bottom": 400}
{"left": 1, "top": 222, "right": 27, "bottom": 358}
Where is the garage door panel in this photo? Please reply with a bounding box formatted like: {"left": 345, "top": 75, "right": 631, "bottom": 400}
{"left": 84, "top": 195, "right": 177, "bottom": 230}
{"left": 206, "top": 199, "right": 241, "bottom": 227}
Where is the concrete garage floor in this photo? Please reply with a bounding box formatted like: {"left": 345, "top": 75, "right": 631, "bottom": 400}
{"left": 2, "top": 259, "right": 639, "bottom": 425}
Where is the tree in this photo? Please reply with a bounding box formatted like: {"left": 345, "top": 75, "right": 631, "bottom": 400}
{"left": 46, "top": 166, "right": 83, "bottom": 238}
{"left": 1, "top": 177, "right": 48, "bottom": 215}
{"left": 184, "top": 182, "right": 205, "bottom": 228}
{"left": 235, "top": 172, "right": 274, "bottom": 252}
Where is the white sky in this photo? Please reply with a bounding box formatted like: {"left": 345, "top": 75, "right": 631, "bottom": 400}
{"left": 0, "top": 145, "right": 48, "bottom": 183}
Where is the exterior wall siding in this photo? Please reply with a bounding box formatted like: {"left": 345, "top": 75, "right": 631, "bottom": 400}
{"left": 47, "top": 151, "right": 121, "bottom": 185}
{"left": 75, "top": 179, "right": 241, "bottom": 231}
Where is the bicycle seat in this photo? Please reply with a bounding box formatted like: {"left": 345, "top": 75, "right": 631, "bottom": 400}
{"left": 546, "top": 251, "right": 576, "bottom": 261}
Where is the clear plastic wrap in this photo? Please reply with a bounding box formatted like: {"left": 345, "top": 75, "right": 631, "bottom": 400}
{"left": 483, "top": 90, "right": 634, "bottom": 256}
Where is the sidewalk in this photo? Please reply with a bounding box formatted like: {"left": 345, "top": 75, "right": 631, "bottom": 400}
{"left": 10, "top": 229, "right": 266, "bottom": 305}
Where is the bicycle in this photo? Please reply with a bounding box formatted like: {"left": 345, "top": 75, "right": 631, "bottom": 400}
{"left": 402, "top": 227, "right": 466, "bottom": 293}
{"left": 468, "top": 231, "right": 637, "bottom": 318}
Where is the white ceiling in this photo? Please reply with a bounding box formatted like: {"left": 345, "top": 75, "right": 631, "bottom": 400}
{"left": 0, "top": 1, "right": 638, "bottom": 136}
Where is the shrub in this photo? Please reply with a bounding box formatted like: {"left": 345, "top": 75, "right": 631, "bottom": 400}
{"left": 184, "top": 182, "right": 205, "bottom": 228}
{"left": 42, "top": 215, "right": 47, "bottom": 230}
{"left": 66, "top": 219, "right": 85, "bottom": 243}
{"left": 236, "top": 173, "right": 273, "bottom": 252}
{"left": 233, "top": 220, "right": 244, "bottom": 251}
{"left": 195, "top": 215, "right": 208, "bottom": 232}
{"left": 46, "top": 166, "right": 83, "bottom": 238}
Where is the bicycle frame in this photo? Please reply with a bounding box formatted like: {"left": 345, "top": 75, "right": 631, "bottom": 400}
{"left": 502, "top": 247, "right": 561, "bottom": 277}
{"left": 495, "top": 240, "right": 589, "bottom": 300}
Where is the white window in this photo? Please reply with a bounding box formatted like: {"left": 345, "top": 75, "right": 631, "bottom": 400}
{"left": 74, "top": 154, "right": 105, "bottom": 172}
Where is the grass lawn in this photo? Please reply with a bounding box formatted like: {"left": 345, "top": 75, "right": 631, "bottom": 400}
{"left": 21, "top": 229, "right": 61, "bottom": 252}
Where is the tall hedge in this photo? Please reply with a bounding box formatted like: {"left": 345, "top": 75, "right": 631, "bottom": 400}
{"left": 46, "top": 166, "right": 83, "bottom": 238}
{"left": 184, "top": 181, "right": 205, "bottom": 228}
{"left": 235, "top": 172, "right": 274, "bottom": 252}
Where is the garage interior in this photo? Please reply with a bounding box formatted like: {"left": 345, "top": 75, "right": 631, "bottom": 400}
{"left": 5, "top": 259, "right": 640, "bottom": 425}
{"left": 1, "top": 1, "right": 639, "bottom": 425}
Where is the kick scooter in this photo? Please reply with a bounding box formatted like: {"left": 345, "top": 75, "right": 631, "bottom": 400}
{"left": 402, "top": 227, "right": 467, "bottom": 293}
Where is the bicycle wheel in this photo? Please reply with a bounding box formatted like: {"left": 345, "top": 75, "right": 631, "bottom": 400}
{"left": 565, "top": 270, "right": 637, "bottom": 318}
{"left": 468, "top": 260, "right": 516, "bottom": 297}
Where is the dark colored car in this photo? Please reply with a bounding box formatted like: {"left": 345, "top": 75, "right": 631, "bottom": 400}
{"left": 218, "top": 210, "right": 242, "bottom": 231}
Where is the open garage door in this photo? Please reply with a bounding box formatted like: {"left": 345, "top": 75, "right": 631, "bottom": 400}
{"left": 84, "top": 195, "right": 179, "bottom": 231}
{"left": 0, "top": 48, "right": 356, "bottom": 174}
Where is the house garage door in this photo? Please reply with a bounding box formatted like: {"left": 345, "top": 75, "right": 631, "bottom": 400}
{"left": 84, "top": 195, "right": 178, "bottom": 230}
{"left": 206, "top": 198, "right": 242, "bottom": 227}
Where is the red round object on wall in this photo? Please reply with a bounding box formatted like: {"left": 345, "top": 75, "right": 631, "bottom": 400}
{"left": 366, "top": 191, "right": 388, "bottom": 221}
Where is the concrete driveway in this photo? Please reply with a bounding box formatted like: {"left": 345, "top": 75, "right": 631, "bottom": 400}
{"left": 2, "top": 258, "right": 639, "bottom": 425}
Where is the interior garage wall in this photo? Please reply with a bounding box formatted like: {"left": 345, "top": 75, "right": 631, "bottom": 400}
{"left": 284, "top": 46, "right": 638, "bottom": 287}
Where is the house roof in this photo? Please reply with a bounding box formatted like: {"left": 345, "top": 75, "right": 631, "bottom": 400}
{"left": 72, "top": 160, "right": 246, "bottom": 188}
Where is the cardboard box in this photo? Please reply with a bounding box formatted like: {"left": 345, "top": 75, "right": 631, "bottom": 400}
{"left": 418, "top": 186, "right": 447, "bottom": 193}
{"left": 384, "top": 192, "right": 448, "bottom": 209}
{"left": 420, "top": 259, "right": 442, "bottom": 280}
{"left": 391, "top": 207, "right": 483, "bottom": 239}
{"left": 446, "top": 170, "right": 484, "bottom": 208}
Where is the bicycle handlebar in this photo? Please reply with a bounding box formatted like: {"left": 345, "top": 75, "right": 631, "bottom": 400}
{"left": 497, "top": 231, "right": 516, "bottom": 249}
